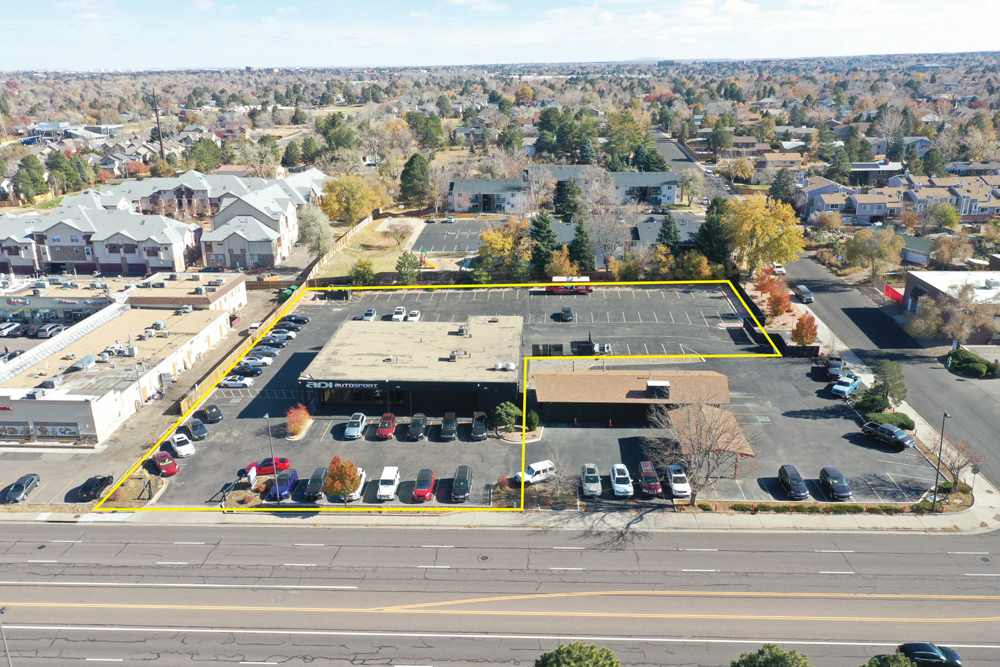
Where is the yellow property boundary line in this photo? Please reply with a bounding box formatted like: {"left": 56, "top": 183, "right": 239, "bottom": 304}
{"left": 93, "top": 279, "right": 780, "bottom": 514}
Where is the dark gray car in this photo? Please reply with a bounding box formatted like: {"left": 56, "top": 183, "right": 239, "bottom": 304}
{"left": 778, "top": 464, "right": 809, "bottom": 500}
{"left": 304, "top": 467, "right": 328, "bottom": 501}
{"left": 7, "top": 473, "right": 40, "bottom": 503}
{"left": 819, "top": 467, "right": 852, "bottom": 500}
{"left": 407, "top": 413, "right": 427, "bottom": 441}
{"left": 439, "top": 412, "right": 457, "bottom": 441}
{"left": 451, "top": 465, "right": 473, "bottom": 502}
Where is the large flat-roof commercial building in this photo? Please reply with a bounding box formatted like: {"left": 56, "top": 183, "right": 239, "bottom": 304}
{"left": 300, "top": 316, "right": 523, "bottom": 415}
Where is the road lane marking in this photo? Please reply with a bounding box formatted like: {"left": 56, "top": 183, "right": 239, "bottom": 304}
{"left": 550, "top": 567, "right": 584, "bottom": 570}
{"left": 682, "top": 569, "right": 718, "bottom": 572}
{"left": 820, "top": 572, "right": 855, "bottom": 575}
{"left": 0, "top": 581, "right": 357, "bottom": 590}
{"left": 294, "top": 543, "right": 325, "bottom": 547}
{"left": 965, "top": 573, "right": 1000, "bottom": 576}
{"left": 28, "top": 560, "right": 57, "bottom": 563}
{"left": 418, "top": 565, "right": 450, "bottom": 569}
{"left": 950, "top": 552, "right": 989, "bottom": 555}
{"left": 283, "top": 563, "right": 316, "bottom": 567}
{"left": 52, "top": 540, "right": 81, "bottom": 543}
{"left": 9, "top": 624, "right": 1000, "bottom": 650}
{"left": 683, "top": 549, "right": 718, "bottom": 551}
{"left": 553, "top": 547, "right": 584, "bottom": 550}
{"left": 174, "top": 542, "right": 205, "bottom": 545}
{"left": 156, "top": 561, "right": 187, "bottom": 565}
{"left": 422, "top": 545, "right": 454, "bottom": 548}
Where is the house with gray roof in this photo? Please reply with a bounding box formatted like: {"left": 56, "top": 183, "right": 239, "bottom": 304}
{"left": 897, "top": 234, "right": 933, "bottom": 266}
{"left": 209, "top": 184, "right": 299, "bottom": 266}
{"left": 201, "top": 216, "right": 282, "bottom": 269}
{"left": 449, "top": 178, "right": 525, "bottom": 213}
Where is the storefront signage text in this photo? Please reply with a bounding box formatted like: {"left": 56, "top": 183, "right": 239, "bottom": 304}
{"left": 0, "top": 406, "right": 11, "bottom": 411}
{"left": 84, "top": 300, "right": 108, "bottom": 306}
{"left": 53, "top": 299, "right": 79, "bottom": 305}
{"left": 6, "top": 298, "right": 29, "bottom": 306}
{"left": 305, "top": 381, "right": 380, "bottom": 389}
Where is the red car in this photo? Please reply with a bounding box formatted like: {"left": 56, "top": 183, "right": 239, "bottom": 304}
{"left": 153, "top": 451, "right": 179, "bottom": 477}
{"left": 246, "top": 457, "right": 291, "bottom": 475}
{"left": 412, "top": 468, "right": 435, "bottom": 502}
{"left": 376, "top": 413, "right": 396, "bottom": 440}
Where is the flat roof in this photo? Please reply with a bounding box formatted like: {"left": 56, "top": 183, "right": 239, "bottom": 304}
{"left": 302, "top": 316, "right": 524, "bottom": 384}
{"left": 6, "top": 272, "right": 246, "bottom": 308}
{"left": 911, "top": 271, "right": 1000, "bottom": 302}
{"left": 0, "top": 308, "right": 226, "bottom": 395}
{"left": 533, "top": 369, "right": 730, "bottom": 405}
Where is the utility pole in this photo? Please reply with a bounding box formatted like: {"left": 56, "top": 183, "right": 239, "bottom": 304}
{"left": 0, "top": 606, "right": 13, "bottom": 667}
{"left": 148, "top": 84, "right": 165, "bottom": 162}
{"left": 264, "top": 413, "right": 278, "bottom": 507}
{"left": 931, "top": 412, "right": 951, "bottom": 513}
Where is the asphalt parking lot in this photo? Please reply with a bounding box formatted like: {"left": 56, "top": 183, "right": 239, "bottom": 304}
{"left": 523, "top": 356, "right": 940, "bottom": 506}
{"left": 410, "top": 218, "right": 492, "bottom": 254}
{"left": 353, "top": 287, "right": 759, "bottom": 357}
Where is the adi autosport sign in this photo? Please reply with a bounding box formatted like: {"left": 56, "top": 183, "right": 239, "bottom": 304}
{"left": 304, "top": 381, "right": 380, "bottom": 389}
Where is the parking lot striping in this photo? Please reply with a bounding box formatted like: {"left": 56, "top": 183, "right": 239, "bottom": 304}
{"left": 637, "top": 311, "right": 641, "bottom": 322}
{"left": 52, "top": 540, "right": 82, "bottom": 543}
{"left": 683, "top": 549, "right": 718, "bottom": 551}
{"left": 156, "top": 561, "right": 188, "bottom": 565}
{"left": 27, "top": 560, "right": 57, "bottom": 563}
{"left": 644, "top": 344, "right": 649, "bottom": 354}
{"left": 966, "top": 573, "right": 1000, "bottom": 576}
{"left": 85, "top": 660, "right": 124, "bottom": 663}
{"left": 418, "top": 565, "right": 451, "bottom": 569}
{"left": 860, "top": 478, "right": 885, "bottom": 503}
{"left": 240, "top": 662, "right": 278, "bottom": 665}
{"left": 819, "top": 572, "right": 855, "bottom": 575}
{"left": 46, "top": 479, "right": 76, "bottom": 504}
{"left": 950, "top": 552, "right": 990, "bottom": 555}
{"left": 0, "top": 581, "right": 358, "bottom": 590}
{"left": 684, "top": 311, "right": 692, "bottom": 325}
{"left": 621, "top": 311, "right": 626, "bottom": 322}
{"left": 876, "top": 460, "right": 934, "bottom": 471}
{"left": 817, "top": 550, "right": 854, "bottom": 553}
{"left": 701, "top": 311, "right": 710, "bottom": 326}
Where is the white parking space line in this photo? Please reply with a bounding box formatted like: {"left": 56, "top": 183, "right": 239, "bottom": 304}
{"left": 950, "top": 551, "right": 989, "bottom": 554}
{"left": 685, "top": 311, "right": 692, "bottom": 325}
{"left": 861, "top": 477, "right": 884, "bottom": 502}
{"left": 669, "top": 311, "right": 674, "bottom": 323}
{"left": 418, "top": 565, "right": 450, "bottom": 569}
{"left": 644, "top": 344, "right": 649, "bottom": 354}
{"left": 653, "top": 312, "right": 658, "bottom": 322}
{"left": 294, "top": 543, "right": 325, "bottom": 547}
{"left": 52, "top": 540, "right": 81, "bottom": 543}
{"left": 701, "top": 311, "right": 710, "bottom": 327}
{"left": 876, "top": 459, "right": 933, "bottom": 470}
{"left": 28, "top": 560, "right": 58, "bottom": 563}
{"left": 46, "top": 479, "right": 75, "bottom": 504}
{"left": 637, "top": 311, "right": 642, "bottom": 322}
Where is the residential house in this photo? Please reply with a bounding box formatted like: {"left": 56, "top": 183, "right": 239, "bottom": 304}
{"left": 610, "top": 172, "right": 677, "bottom": 206}
{"left": 449, "top": 178, "right": 524, "bottom": 213}
{"left": 902, "top": 186, "right": 957, "bottom": 212}
{"left": 201, "top": 216, "right": 281, "bottom": 269}
{"left": 864, "top": 136, "right": 887, "bottom": 155}
{"left": 946, "top": 161, "right": 1000, "bottom": 176}
{"left": 903, "top": 136, "right": 933, "bottom": 157}
{"left": 897, "top": 234, "right": 933, "bottom": 265}
{"left": 812, "top": 193, "right": 848, "bottom": 214}
{"left": 209, "top": 184, "right": 299, "bottom": 265}
{"left": 950, "top": 181, "right": 1000, "bottom": 221}
{"left": 847, "top": 194, "right": 889, "bottom": 224}
{"left": 794, "top": 175, "right": 854, "bottom": 216}
{"left": 220, "top": 123, "right": 251, "bottom": 143}
{"left": 850, "top": 160, "right": 903, "bottom": 186}
{"left": 831, "top": 123, "right": 869, "bottom": 139}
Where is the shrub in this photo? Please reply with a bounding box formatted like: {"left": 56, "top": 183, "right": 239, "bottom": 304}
{"left": 790, "top": 504, "right": 808, "bottom": 513}
{"left": 937, "top": 481, "right": 955, "bottom": 493}
{"left": 806, "top": 505, "right": 823, "bottom": 513}
{"left": 947, "top": 348, "right": 980, "bottom": 365}
{"left": 854, "top": 391, "right": 890, "bottom": 414}
{"left": 698, "top": 502, "right": 714, "bottom": 511}
{"left": 877, "top": 504, "right": 903, "bottom": 514}
{"left": 525, "top": 410, "right": 539, "bottom": 432}
{"left": 730, "top": 502, "right": 752, "bottom": 512}
{"left": 495, "top": 475, "right": 510, "bottom": 491}
{"left": 956, "top": 483, "right": 972, "bottom": 494}
{"left": 910, "top": 500, "right": 940, "bottom": 514}
{"left": 863, "top": 411, "right": 915, "bottom": 431}
{"left": 755, "top": 503, "right": 776, "bottom": 512}
{"left": 285, "top": 403, "right": 310, "bottom": 436}
{"left": 829, "top": 503, "right": 864, "bottom": 514}
{"left": 867, "top": 506, "right": 884, "bottom": 515}
{"left": 986, "top": 361, "right": 1000, "bottom": 379}
{"left": 962, "top": 363, "right": 988, "bottom": 378}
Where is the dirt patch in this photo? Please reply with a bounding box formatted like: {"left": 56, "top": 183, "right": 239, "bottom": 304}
{"left": 223, "top": 479, "right": 272, "bottom": 508}
{"left": 101, "top": 475, "right": 164, "bottom": 509}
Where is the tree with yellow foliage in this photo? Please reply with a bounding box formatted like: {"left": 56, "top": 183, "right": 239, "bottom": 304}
{"left": 545, "top": 246, "right": 579, "bottom": 278}
{"left": 321, "top": 175, "right": 394, "bottom": 226}
{"left": 514, "top": 85, "right": 535, "bottom": 105}
{"left": 675, "top": 250, "right": 712, "bottom": 279}
{"left": 648, "top": 245, "right": 676, "bottom": 280}
{"left": 721, "top": 196, "right": 804, "bottom": 277}
{"left": 477, "top": 219, "right": 535, "bottom": 272}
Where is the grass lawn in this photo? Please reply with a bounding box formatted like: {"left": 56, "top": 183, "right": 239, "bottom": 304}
{"left": 33, "top": 196, "right": 64, "bottom": 210}
{"left": 317, "top": 224, "right": 412, "bottom": 278}
{"left": 739, "top": 184, "right": 771, "bottom": 190}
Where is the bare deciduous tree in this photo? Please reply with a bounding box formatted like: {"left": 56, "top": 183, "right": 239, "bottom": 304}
{"left": 642, "top": 391, "right": 758, "bottom": 505}
{"left": 381, "top": 219, "right": 411, "bottom": 246}
{"left": 585, "top": 170, "right": 638, "bottom": 265}
{"left": 236, "top": 140, "right": 278, "bottom": 178}
{"left": 874, "top": 109, "right": 905, "bottom": 145}
{"left": 941, "top": 438, "right": 989, "bottom": 485}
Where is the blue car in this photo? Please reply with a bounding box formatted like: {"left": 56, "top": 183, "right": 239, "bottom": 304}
{"left": 268, "top": 469, "right": 299, "bottom": 501}
{"left": 831, "top": 373, "right": 862, "bottom": 397}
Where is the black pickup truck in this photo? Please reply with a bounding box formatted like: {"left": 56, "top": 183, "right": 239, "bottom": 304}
{"left": 861, "top": 421, "right": 915, "bottom": 449}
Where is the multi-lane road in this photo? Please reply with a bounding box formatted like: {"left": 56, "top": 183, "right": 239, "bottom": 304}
{"left": 1, "top": 523, "right": 998, "bottom": 665}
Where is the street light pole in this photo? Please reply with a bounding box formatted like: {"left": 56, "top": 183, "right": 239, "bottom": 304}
{"left": 0, "top": 606, "right": 14, "bottom": 667}
{"left": 931, "top": 412, "right": 951, "bottom": 513}
{"left": 264, "top": 413, "right": 278, "bottom": 506}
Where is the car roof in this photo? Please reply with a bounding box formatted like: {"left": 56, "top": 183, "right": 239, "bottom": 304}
{"left": 443, "top": 412, "right": 456, "bottom": 420}
{"left": 417, "top": 468, "right": 433, "bottom": 479}
{"left": 309, "top": 467, "right": 326, "bottom": 481}
{"left": 822, "top": 466, "right": 844, "bottom": 477}
{"left": 349, "top": 412, "right": 365, "bottom": 419}
{"left": 455, "top": 465, "right": 471, "bottom": 477}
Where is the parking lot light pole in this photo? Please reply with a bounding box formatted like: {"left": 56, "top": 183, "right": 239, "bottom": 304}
{"left": 264, "top": 413, "right": 278, "bottom": 507}
{"left": 0, "top": 606, "right": 13, "bottom": 667}
{"left": 931, "top": 412, "right": 951, "bottom": 513}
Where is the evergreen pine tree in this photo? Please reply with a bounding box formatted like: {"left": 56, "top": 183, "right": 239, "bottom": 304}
{"left": 656, "top": 212, "right": 680, "bottom": 254}
{"left": 632, "top": 144, "right": 649, "bottom": 169}
{"left": 694, "top": 213, "right": 731, "bottom": 265}
{"left": 606, "top": 154, "right": 626, "bottom": 172}
{"left": 640, "top": 149, "right": 668, "bottom": 172}
{"left": 554, "top": 177, "right": 583, "bottom": 223}
{"left": 399, "top": 152, "right": 431, "bottom": 206}
{"left": 568, "top": 222, "right": 596, "bottom": 271}
{"left": 281, "top": 141, "right": 301, "bottom": 168}
{"left": 578, "top": 138, "right": 597, "bottom": 165}
{"left": 768, "top": 167, "right": 796, "bottom": 203}
{"left": 529, "top": 211, "right": 558, "bottom": 275}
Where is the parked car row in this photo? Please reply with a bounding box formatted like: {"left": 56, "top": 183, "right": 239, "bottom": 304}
{"left": 573, "top": 461, "right": 691, "bottom": 499}
{"left": 152, "top": 403, "right": 224, "bottom": 476}
{"left": 345, "top": 411, "right": 489, "bottom": 441}
{"left": 220, "top": 315, "right": 310, "bottom": 389}
{"left": 4, "top": 472, "right": 115, "bottom": 504}
{"left": 362, "top": 307, "right": 422, "bottom": 322}
{"left": 241, "top": 457, "right": 475, "bottom": 504}
{"left": 778, "top": 464, "right": 853, "bottom": 501}
{"left": 0, "top": 322, "right": 67, "bottom": 338}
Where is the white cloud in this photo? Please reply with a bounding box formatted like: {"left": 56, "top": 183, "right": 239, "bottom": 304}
{"left": 219, "top": 3, "right": 236, "bottom": 10}
{"left": 192, "top": 0, "right": 213, "bottom": 10}
{"left": 640, "top": 10, "right": 660, "bottom": 20}
{"left": 53, "top": 0, "right": 114, "bottom": 8}
{"left": 445, "top": 0, "right": 507, "bottom": 11}
{"left": 261, "top": 15, "right": 276, "bottom": 22}
{"left": 599, "top": 10, "right": 614, "bottom": 21}
{"left": 275, "top": 6, "right": 297, "bottom": 13}
{"left": 408, "top": 10, "right": 430, "bottom": 18}
{"left": 81, "top": 11, "right": 101, "bottom": 20}
{"left": 721, "top": 0, "right": 758, "bottom": 15}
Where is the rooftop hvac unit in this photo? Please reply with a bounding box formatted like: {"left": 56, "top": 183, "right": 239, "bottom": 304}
{"left": 494, "top": 362, "right": 503, "bottom": 371}
{"left": 151, "top": 320, "right": 168, "bottom": 330}
{"left": 169, "top": 273, "right": 179, "bottom": 281}
{"left": 178, "top": 305, "right": 193, "bottom": 313}
{"left": 205, "top": 286, "right": 217, "bottom": 293}
{"left": 49, "top": 277, "right": 63, "bottom": 285}
{"left": 151, "top": 281, "right": 167, "bottom": 288}
{"left": 158, "top": 330, "right": 170, "bottom": 338}
{"left": 450, "top": 350, "right": 458, "bottom": 362}
{"left": 208, "top": 279, "right": 222, "bottom": 286}
{"left": 194, "top": 286, "right": 205, "bottom": 295}
{"left": 40, "top": 376, "right": 64, "bottom": 389}
{"left": 190, "top": 274, "right": 202, "bottom": 281}
{"left": 33, "top": 289, "right": 45, "bottom": 296}
{"left": 33, "top": 281, "right": 47, "bottom": 289}
{"left": 138, "top": 282, "right": 150, "bottom": 289}
{"left": 68, "top": 354, "right": 97, "bottom": 372}
{"left": 986, "top": 278, "right": 1000, "bottom": 289}
{"left": 124, "top": 346, "right": 138, "bottom": 356}
{"left": 646, "top": 380, "right": 670, "bottom": 399}
{"left": 144, "top": 328, "right": 156, "bottom": 338}
{"left": 505, "top": 361, "right": 516, "bottom": 371}
{"left": 25, "top": 388, "right": 49, "bottom": 400}
{"left": 90, "top": 281, "right": 107, "bottom": 290}
{"left": 97, "top": 353, "right": 111, "bottom": 363}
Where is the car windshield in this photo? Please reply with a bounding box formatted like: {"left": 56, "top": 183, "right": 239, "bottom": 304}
{"left": 891, "top": 427, "right": 906, "bottom": 437}
{"left": 473, "top": 417, "right": 485, "bottom": 427}
{"left": 443, "top": 419, "right": 456, "bottom": 428}
{"left": 790, "top": 475, "right": 804, "bottom": 485}
{"left": 829, "top": 476, "right": 847, "bottom": 485}
{"left": 379, "top": 478, "right": 393, "bottom": 486}
{"left": 276, "top": 472, "right": 290, "bottom": 485}
{"left": 348, "top": 419, "right": 361, "bottom": 427}
{"left": 379, "top": 420, "right": 392, "bottom": 428}
{"left": 584, "top": 474, "right": 599, "bottom": 484}
{"left": 672, "top": 474, "right": 688, "bottom": 485}
{"left": 10, "top": 483, "right": 24, "bottom": 492}
{"left": 613, "top": 473, "right": 627, "bottom": 483}
{"left": 642, "top": 474, "right": 659, "bottom": 484}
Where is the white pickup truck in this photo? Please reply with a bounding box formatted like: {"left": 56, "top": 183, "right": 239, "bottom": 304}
{"left": 376, "top": 466, "right": 400, "bottom": 501}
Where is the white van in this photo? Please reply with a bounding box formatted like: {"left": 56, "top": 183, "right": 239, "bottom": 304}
{"left": 515, "top": 460, "right": 556, "bottom": 485}
{"left": 376, "top": 466, "right": 400, "bottom": 501}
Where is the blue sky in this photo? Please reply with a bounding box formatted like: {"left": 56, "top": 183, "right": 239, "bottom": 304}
{"left": 6, "top": 0, "right": 995, "bottom": 70}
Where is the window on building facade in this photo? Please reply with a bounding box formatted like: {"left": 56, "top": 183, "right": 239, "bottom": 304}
{"left": 52, "top": 235, "right": 61, "bottom": 243}
{"left": 70, "top": 235, "right": 80, "bottom": 243}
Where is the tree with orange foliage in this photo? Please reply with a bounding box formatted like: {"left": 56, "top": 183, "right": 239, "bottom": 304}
{"left": 323, "top": 456, "right": 361, "bottom": 505}
{"left": 791, "top": 313, "right": 818, "bottom": 346}
{"left": 96, "top": 170, "right": 113, "bottom": 183}
{"left": 767, "top": 289, "right": 791, "bottom": 319}
{"left": 285, "top": 403, "right": 311, "bottom": 436}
